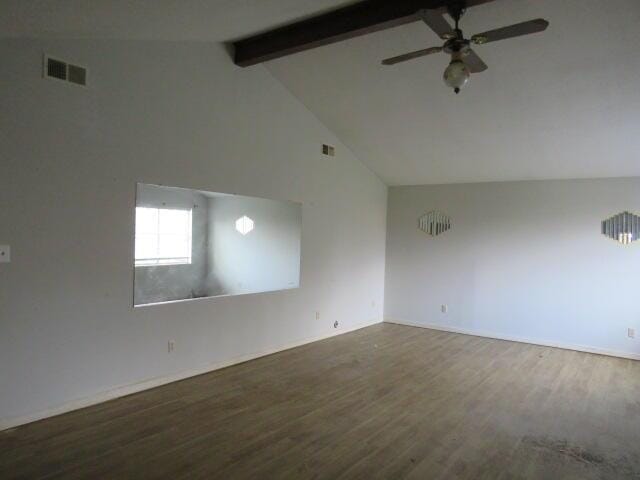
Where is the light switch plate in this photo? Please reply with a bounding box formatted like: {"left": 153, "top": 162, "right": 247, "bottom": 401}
{"left": 0, "top": 245, "right": 10, "bottom": 263}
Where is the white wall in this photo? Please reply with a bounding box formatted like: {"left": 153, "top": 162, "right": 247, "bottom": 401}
{"left": 384, "top": 179, "right": 640, "bottom": 359}
{"left": 0, "top": 39, "right": 387, "bottom": 427}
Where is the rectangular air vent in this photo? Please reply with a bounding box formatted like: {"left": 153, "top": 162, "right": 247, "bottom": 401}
{"left": 67, "top": 64, "right": 87, "bottom": 85}
{"left": 322, "top": 144, "right": 335, "bottom": 156}
{"left": 44, "top": 55, "right": 87, "bottom": 86}
{"left": 46, "top": 57, "right": 67, "bottom": 80}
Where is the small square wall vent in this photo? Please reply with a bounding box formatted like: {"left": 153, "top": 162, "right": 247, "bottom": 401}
{"left": 67, "top": 64, "right": 87, "bottom": 85}
{"left": 322, "top": 144, "right": 335, "bottom": 156}
{"left": 44, "top": 55, "right": 87, "bottom": 86}
{"left": 46, "top": 57, "right": 67, "bottom": 80}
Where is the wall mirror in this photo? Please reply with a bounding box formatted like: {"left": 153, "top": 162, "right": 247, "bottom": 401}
{"left": 134, "top": 183, "right": 302, "bottom": 306}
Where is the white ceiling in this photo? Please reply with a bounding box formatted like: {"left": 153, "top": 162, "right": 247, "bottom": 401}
{"left": 3, "top": 0, "right": 640, "bottom": 185}
{"left": 0, "top": 0, "right": 355, "bottom": 42}
{"left": 267, "top": 0, "right": 640, "bottom": 185}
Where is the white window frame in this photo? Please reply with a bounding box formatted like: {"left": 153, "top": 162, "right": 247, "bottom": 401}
{"left": 135, "top": 207, "right": 193, "bottom": 267}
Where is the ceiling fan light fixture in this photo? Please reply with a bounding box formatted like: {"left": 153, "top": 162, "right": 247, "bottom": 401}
{"left": 471, "top": 34, "right": 488, "bottom": 45}
{"left": 379, "top": 6, "right": 549, "bottom": 95}
{"left": 443, "top": 59, "right": 470, "bottom": 94}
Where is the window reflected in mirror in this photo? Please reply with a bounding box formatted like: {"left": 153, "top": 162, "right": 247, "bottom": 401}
{"left": 135, "top": 207, "right": 193, "bottom": 266}
{"left": 134, "top": 183, "right": 302, "bottom": 306}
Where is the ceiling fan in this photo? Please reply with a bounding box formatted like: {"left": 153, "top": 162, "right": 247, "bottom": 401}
{"left": 382, "top": 1, "right": 549, "bottom": 94}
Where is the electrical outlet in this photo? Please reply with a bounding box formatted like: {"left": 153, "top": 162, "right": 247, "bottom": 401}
{"left": 0, "top": 246, "right": 10, "bottom": 263}
{"left": 441, "top": 305, "right": 448, "bottom": 314}
{"left": 315, "top": 311, "right": 320, "bottom": 320}
{"left": 628, "top": 328, "right": 636, "bottom": 339}
{"left": 168, "top": 341, "right": 175, "bottom": 353}
{"left": 334, "top": 321, "right": 339, "bottom": 329}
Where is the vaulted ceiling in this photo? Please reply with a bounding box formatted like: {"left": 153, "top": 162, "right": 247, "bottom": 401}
{"left": 3, "top": 0, "right": 640, "bottom": 185}
{"left": 266, "top": 0, "right": 640, "bottom": 185}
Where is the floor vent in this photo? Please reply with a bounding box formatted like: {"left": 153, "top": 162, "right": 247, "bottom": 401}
{"left": 44, "top": 55, "right": 87, "bottom": 86}
{"left": 322, "top": 144, "right": 336, "bottom": 156}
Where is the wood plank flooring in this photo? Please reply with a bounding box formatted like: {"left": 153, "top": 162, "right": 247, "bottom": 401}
{"left": 1, "top": 323, "right": 639, "bottom": 479}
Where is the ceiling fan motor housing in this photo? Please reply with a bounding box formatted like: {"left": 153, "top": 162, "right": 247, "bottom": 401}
{"left": 443, "top": 38, "right": 471, "bottom": 56}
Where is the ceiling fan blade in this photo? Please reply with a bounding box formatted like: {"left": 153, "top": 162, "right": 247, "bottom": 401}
{"left": 463, "top": 49, "right": 488, "bottom": 73}
{"left": 471, "top": 18, "right": 549, "bottom": 44}
{"left": 419, "top": 9, "right": 454, "bottom": 39}
{"left": 382, "top": 46, "right": 443, "bottom": 66}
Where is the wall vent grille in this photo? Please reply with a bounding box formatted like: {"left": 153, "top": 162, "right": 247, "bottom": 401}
{"left": 46, "top": 57, "right": 67, "bottom": 80}
{"left": 44, "top": 55, "right": 87, "bottom": 86}
{"left": 322, "top": 144, "right": 335, "bottom": 156}
{"left": 67, "top": 64, "right": 87, "bottom": 86}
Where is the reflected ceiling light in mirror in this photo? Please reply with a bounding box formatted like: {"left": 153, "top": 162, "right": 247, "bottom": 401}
{"left": 236, "top": 215, "right": 254, "bottom": 235}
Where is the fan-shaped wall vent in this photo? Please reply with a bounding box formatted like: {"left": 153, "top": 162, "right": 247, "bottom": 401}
{"left": 419, "top": 211, "right": 451, "bottom": 237}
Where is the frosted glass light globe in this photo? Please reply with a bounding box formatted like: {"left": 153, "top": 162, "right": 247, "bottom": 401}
{"left": 443, "top": 60, "right": 470, "bottom": 93}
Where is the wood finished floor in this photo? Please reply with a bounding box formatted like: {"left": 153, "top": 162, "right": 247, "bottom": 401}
{"left": 1, "top": 323, "right": 639, "bottom": 479}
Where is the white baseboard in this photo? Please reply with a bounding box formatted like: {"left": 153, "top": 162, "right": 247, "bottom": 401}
{"left": 385, "top": 318, "right": 640, "bottom": 362}
{"left": 0, "top": 318, "right": 382, "bottom": 432}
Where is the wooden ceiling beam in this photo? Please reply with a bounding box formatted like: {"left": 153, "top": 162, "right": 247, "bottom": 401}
{"left": 232, "top": 0, "right": 495, "bottom": 67}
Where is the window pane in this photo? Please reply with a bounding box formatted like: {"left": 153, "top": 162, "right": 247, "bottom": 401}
{"left": 159, "top": 209, "right": 191, "bottom": 235}
{"left": 158, "top": 234, "right": 191, "bottom": 259}
{"left": 135, "top": 207, "right": 158, "bottom": 235}
{"left": 135, "top": 207, "right": 192, "bottom": 266}
{"left": 135, "top": 233, "right": 158, "bottom": 260}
